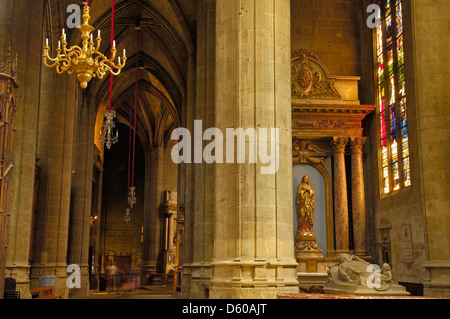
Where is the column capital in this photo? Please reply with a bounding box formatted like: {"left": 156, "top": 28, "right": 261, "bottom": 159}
{"left": 349, "top": 137, "right": 367, "bottom": 154}
{"left": 330, "top": 137, "right": 349, "bottom": 153}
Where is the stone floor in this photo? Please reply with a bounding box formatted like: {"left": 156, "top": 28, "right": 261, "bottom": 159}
{"left": 71, "top": 285, "right": 177, "bottom": 299}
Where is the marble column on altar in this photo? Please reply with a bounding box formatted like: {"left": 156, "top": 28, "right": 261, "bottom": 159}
{"left": 331, "top": 137, "right": 349, "bottom": 254}
{"left": 350, "top": 137, "right": 368, "bottom": 258}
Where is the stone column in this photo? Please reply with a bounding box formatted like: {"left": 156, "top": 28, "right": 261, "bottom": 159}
{"left": 350, "top": 137, "right": 368, "bottom": 257}
{"left": 67, "top": 90, "right": 95, "bottom": 297}
{"left": 187, "top": 0, "right": 216, "bottom": 299}
{"left": 411, "top": 0, "right": 450, "bottom": 297}
{"left": 179, "top": 52, "right": 196, "bottom": 298}
{"left": 4, "top": 0, "right": 45, "bottom": 299}
{"left": 143, "top": 144, "right": 164, "bottom": 281}
{"left": 30, "top": 67, "right": 76, "bottom": 298}
{"left": 211, "top": 0, "right": 298, "bottom": 299}
{"left": 331, "top": 137, "right": 349, "bottom": 254}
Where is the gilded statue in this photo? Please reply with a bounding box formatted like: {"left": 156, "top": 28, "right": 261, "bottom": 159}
{"left": 297, "top": 175, "right": 315, "bottom": 236}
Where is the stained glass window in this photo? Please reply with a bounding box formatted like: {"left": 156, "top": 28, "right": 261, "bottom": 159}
{"left": 375, "top": 0, "right": 411, "bottom": 194}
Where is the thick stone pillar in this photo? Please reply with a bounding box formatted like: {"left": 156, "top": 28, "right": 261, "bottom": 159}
{"left": 31, "top": 84, "right": 76, "bottom": 298}
{"left": 186, "top": 0, "right": 216, "bottom": 299}
{"left": 179, "top": 49, "right": 197, "bottom": 297}
{"left": 4, "top": 0, "right": 45, "bottom": 299}
{"left": 211, "top": 0, "right": 298, "bottom": 299}
{"left": 350, "top": 137, "right": 368, "bottom": 257}
{"left": 30, "top": 58, "right": 76, "bottom": 298}
{"left": 331, "top": 137, "right": 349, "bottom": 254}
{"left": 411, "top": 0, "right": 450, "bottom": 297}
{"left": 143, "top": 144, "right": 164, "bottom": 281}
{"left": 67, "top": 91, "right": 95, "bottom": 297}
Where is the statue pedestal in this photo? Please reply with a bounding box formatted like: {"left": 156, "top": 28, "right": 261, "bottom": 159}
{"left": 295, "top": 233, "right": 324, "bottom": 261}
{"left": 295, "top": 233, "right": 338, "bottom": 293}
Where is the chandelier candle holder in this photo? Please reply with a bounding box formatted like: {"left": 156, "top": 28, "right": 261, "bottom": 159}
{"left": 100, "top": 110, "right": 119, "bottom": 149}
{"left": 42, "top": 2, "right": 126, "bottom": 89}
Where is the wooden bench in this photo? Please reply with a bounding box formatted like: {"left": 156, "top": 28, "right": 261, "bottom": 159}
{"left": 30, "top": 286, "right": 62, "bottom": 299}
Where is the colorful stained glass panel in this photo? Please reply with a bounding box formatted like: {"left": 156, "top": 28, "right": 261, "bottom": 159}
{"left": 400, "top": 97, "right": 407, "bottom": 126}
{"left": 396, "top": 1, "right": 403, "bottom": 36}
{"left": 399, "top": 81, "right": 406, "bottom": 97}
{"left": 376, "top": 0, "right": 411, "bottom": 194}
{"left": 377, "top": 26, "right": 383, "bottom": 57}
{"left": 378, "top": 55, "right": 384, "bottom": 84}
{"left": 397, "top": 35, "right": 404, "bottom": 66}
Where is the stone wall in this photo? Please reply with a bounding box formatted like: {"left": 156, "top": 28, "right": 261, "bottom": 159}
{"left": 291, "top": 0, "right": 362, "bottom": 76}
{"left": 410, "top": 0, "right": 450, "bottom": 296}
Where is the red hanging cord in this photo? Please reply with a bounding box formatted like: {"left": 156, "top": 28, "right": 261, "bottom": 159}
{"left": 128, "top": 94, "right": 133, "bottom": 192}
{"left": 132, "top": 30, "right": 140, "bottom": 187}
{"left": 108, "top": 0, "right": 115, "bottom": 113}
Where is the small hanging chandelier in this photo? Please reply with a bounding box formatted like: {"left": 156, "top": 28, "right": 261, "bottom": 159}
{"left": 99, "top": 110, "right": 118, "bottom": 149}
{"left": 42, "top": 2, "right": 126, "bottom": 89}
{"left": 124, "top": 208, "right": 131, "bottom": 224}
{"left": 128, "top": 186, "right": 136, "bottom": 209}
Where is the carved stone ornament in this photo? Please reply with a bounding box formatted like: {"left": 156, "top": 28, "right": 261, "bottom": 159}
{"left": 295, "top": 239, "right": 322, "bottom": 252}
{"left": 293, "top": 140, "right": 328, "bottom": 166}
{"left": 350, "top": 137, "right": 367, "bottom": 154}
{"left": 330, "top": 137, "right": 349, "bottom": 153}
{"left": 291, "top": 49, "right": 341, "bottom": 100}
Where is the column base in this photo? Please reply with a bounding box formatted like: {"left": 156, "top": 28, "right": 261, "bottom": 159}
{"left": 210, "top": 259, "right": 299, "bottom": 299}
{"left": 163, "top": 249, "right": 177, "bottom": 283}
{"left": 5, "top": 264, "right": 32, "bottom": 299}
{"left": 190, "top": 262, "right": 212, "bottom": 299}
{"left": 180, "top": 264, "right": 193, "bottom": 299}
{"left": 68, "top": 265, "right": 90, "bottom": 299}
{"left": 423, "top": 260, "right": 450, "bottom": 297}
{"left": 29, "top": 264, "right": 70, "bottom": 299}
{"left": 142, "top": 264, "right": 162, "bottom": 285}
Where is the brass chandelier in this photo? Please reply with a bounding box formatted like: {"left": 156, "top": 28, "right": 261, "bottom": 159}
{"left": 42, "top": 2, "right": 126, "bottom": 89}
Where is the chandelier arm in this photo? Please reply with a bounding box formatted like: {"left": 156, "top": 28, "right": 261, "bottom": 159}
{"left": 43, "top": 57, "right": 60, "bottom": 69}
{"left": 92, "top": 51, "right": 107, "bottom": 65}
{"left": 93, "top": 58, "right": 109, "bottom": 79}
{"left": 94, "top": 67, "right": 107, "bottom": 79}
{"left": 62, "top": 43, "right": 80, "bottom": 59}
{"left": 56, "top": 61, "right": 71, "bottom": 74}
{"left": 109, "top": 67, "right": 122, "bottom": 76}
{"left": 43, "top": 46, "right": 61, "bottom": 63}
{"left": 95, "top": 54, "right": 126, "bottom": 74}
{"left": 95, "top": 37, "right": 102, "bottom": 52}
{"left": 65, "top": 45, "right": 83, "bottom": 58}
{"left": 110, "top": 48, "right": 117, "bottom": 63}
{"left": 43, "top": 51, "right": 60, "bottom": 65}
